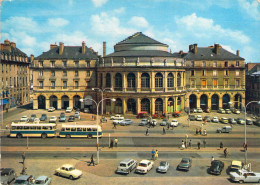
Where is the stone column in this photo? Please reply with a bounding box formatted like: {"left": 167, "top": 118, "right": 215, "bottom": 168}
{"left": 46, "top": 98, "right": 50, "bottom": 109}
{"left": 122, "top": 98, "right": 126, "bottom": 114}
{"left": 197, "top": 95, "right": 201, "bottom": 108}
{"left": 164, "top": 72, "right": 167, "bottom": 92}
{"left": 57, "top": 98, "right": 62, "bottom": 110}
{"left": 163, "top": 97, "right": 168, "bottom": 114}
{"left": 111, "top": 72, "right": 115, "bottom": 91}
{"left": 151, "top": 97, "right": 155, "bottom": 115}
{"left": 219, "top": 97, "right": 223, "bottom": 108}
{"left": 208, "top": 96, "right": 212, "bottom": 109}
{"left": 33, "top": 98, "right": 38, "bottom": 110}
{"left": 136, "top": 98, "right": 141, "bottom": 113}
{"left": 174, "top": 96, "right": 178, "bottom": 111}
{"left": 136, "top": 72, "right": 140, "bottom": 92}
{"left": 175, "top": 72, "right": 177, "bottom": 90}
{"left": 123, "top": 72, "right": 126, "bottom": 92}
{"left": 69, "top": 98, "right": 73, "bottom": 108}
{"left": 151, "top": 72, "right": 155, "bottom": 92}
{"left": 102, "top": 73, "right": 106, "bottom": 89}
{"left": 111, "top": 98, "right": 115, "bottom": 114}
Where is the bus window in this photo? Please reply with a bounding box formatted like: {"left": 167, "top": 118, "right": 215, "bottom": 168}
{"left": 30, "top": 126, "right": 36, "bottom": 130}
{"left": 24, "top": 126, "right": 29, "bottom": 130}
{"left": 42, "top": 126, "right": 48, "bottom": 130}
{"left": 83, "top": 128, "right": 86, "bottom": 131}
{"left": 11, "top": 126, "right": 16, "bottom": 130}
{"left": 49, "top": 127, "right": 53, "bottom": 130}
{"left": 71, "top": 128, "right": 76, "bottom": 131}
{"left": 87, "top": 128, "right": 91, "bottom": 131}
{"left": 37, "top": 127, "right": 41, "bottom": 130}
{"left": 92, "top": 128, "right": 97, "bottom": 131}
{"left": 66, "top": 128, "right": 70, "bottom": 131}
{"left": 77, "top": 128, "right": 82, "bottom": 132}
{"left": 17, "top": 126, "right": 23, "bottom": 129}
{"left": 61, "top": 128, "right": 65, "bottom": 131}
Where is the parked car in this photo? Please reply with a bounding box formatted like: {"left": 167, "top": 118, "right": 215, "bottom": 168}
{"left": 135, "top": 160, "right": 154, "bottom": 174}
{"left": 228, "top": 118, "right": 237, "bottom": 124}
{"left": 111, "top": 114, "right": 124, "bottom": 120}
{"left": 20, "top": 116, "right": 29, "bottom": 122}
{"left": 229, "top": 160, "right": 243, "bottom": 172}
{"left": 49, "top": 116, "right": 57, "bottom": 123}
{"left": 151, "top": 119, "right": 157, "bottom": 126}
{"left": 230, "top": 169, "right": 260, "bottom": 183}
{"left": 1, "top": 168, "right": 16, "bottom": 185}
{"left": 246, "top": 119, "right": 253, "bottom": 125}
{"left": 83, "top": 108, "right": 90, "bottom": 113}
{"left": 190, "top": 108, "right": 197, "bottom": 113}
{"left": 232, "top": 109, "right": 241, "bottom": 114}
{"left": 48, "top": 107, "right": 55, "bottom": 112}
{"left": 29, "top": 114, "right": 37, "bottom": 122}
{"left": 139, "top": 119, "right": 148, "bottom": 126}
{"left": 196, "top": 115, "right": 202, "bottom": 121}
{"left": 204, "top": 107, "right": 211, "bottom": 113}
{"left": 197, "top": 108, "right": 203, "bottom": 113}
{"left": 218, "top": 109, "right": 226, "bottom": 114}
{"left": 170, "top": 119, "right": 179, "bottom": 127}
{"left": 59, "top": 113, "right": 66, "bottom": 122}
{"left": 120, "top": 119, "right": 133, "bottom": 126}
{"left": 116, "top": 159, "right": 137, "bottom": 174}
{"left": 225, "top": 109, "right": 232, "bottom": 114}
{"left": 220, "top": 117, "right": 228, "bottom": 124}
{"left": 203, "top": 116, "right": 211, "bottom": 122}
{"left": 217, "top": 126, "right": 232, "bottom": 133}
{"left": 33, "top": 118, "right": 40, "bottom": 124}
{"left": 177, "top": 158, "right": 192, "bottom": 171}
{"left": 55, "top": 164, "right": 82, "bottom": 180}
{"left": 211, "top": 117, "right": 219, "bottom": 123}
{"left": 68, "top": 115, "right": 75, "bottom": 122}
{"left": 236, "top": 118, "right": 245, "bottom": 125}
{"left": 13, "top": 175, "right": 31, "bottom": 185}
{"left": 40, "top": 114, "right": 47, "bottom": 121}
{"left": 65, "top": 107, "right": 73, "bottom": 113}
{"left": 74, "top": 111, "right": 80, "bottom": 118}
{"left": 156, "top": 161, "right": 170, "bottom": 173}
{"left": 34, "top": 176, "right": 52, "bottom": 185}
{"left": 189, "top": 115, "right": 196, "bottom": 121}
{"left": 254, "top": 119, "right": 260, "bottom": 126}
{"left": 172, "top": 111, "right": 181, "bottom": 118}
{"left": 136, "top": 112, "right": 148, "bottom": 119}
{"left": 209, "top": 160, "right": 224, "bottom": 175}
{"left": 160, "top": 118, "right": 168, "bottom": 126}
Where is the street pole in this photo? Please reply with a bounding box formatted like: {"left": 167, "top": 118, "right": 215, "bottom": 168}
{"left": 101, "top": 90, "right": 103, "bottom": 115}
{"left": 96, "top": 103, "right": 99, "bottom": 164}
{"left": 188, "top": 100, "right": 190, "bottom": 127}
{"left": 109, "top": 133, "right": 110, "bottom": 148}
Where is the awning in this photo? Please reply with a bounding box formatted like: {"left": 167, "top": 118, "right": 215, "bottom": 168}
{"left": 0, "top": 99, "right": 9, "bottom": 105}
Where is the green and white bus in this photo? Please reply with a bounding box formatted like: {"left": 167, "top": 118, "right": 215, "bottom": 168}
{"left": 59, "top": 124, "right": 102, "bottom": 138}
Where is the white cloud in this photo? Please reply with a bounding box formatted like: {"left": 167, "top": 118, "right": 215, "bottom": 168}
{"left": 222, "top": 45, "right": 235, "bottom": 53}
{"left": 91, "top": 0, "right": 108, "bottom": 7}
{"left": 48, "top": 18, "right": 69, "bottom": 27}
{"left": 128, "top": 16, "right": 149, "bottom": 28}
{"left": 175, "top": 13, "right": 250, "bottom": 44}
{"left": 238, "top": 0, "right": 260, "bottom": 20}
{"left": 113, "top": 7, "right": 125, "bottom": 14}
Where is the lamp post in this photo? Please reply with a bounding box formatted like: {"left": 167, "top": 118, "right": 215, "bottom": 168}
{"left": 229, "top": 100, "right": 260, "bottom": 164}
{"left": 92, "top": 88, "right": 112, "bottom": 115}
{"left": 80, "top": 97, "right": 115, "bottom": 164}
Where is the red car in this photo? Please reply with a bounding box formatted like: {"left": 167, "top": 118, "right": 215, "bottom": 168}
{"left": 136, "top": 112, "right": 148, "bottom": 119}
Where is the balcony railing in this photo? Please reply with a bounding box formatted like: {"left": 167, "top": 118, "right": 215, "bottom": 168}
{"left": 34, "top": 86, "right": 93, "bottom": 90}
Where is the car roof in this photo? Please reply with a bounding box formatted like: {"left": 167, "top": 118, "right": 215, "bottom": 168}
{"left": 16, "top": 175, "right": 31, "bottom": 180}
{"left": 35, "top": 176, "right": 48, "bottom": 181}
{"left": 139, "top": 160, "right": 150, "bottom": 163}
{"left": 61, "top": 164, "right": 74, "bottom": 168}
{"left": 120, "top": 159, "right": 134, "bottom": 163}
{"left": 1, "top": 168, "right": 14, "bottom": 173}
{"left": 232, "top": 160, "right": 242, "bottom": 166}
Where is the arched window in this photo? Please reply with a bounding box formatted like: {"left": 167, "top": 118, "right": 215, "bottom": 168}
{"left": 127, "top": 73, "right": 135, "bottom": 88}
{"left": 155, "top": 98, "right": 163, "bottom": 114}
{"left": 167, "top": 73, "right": 174, "bottom": 87}
{"left": 155, "top": 73, "right": 163, "bottom": 88}
{"left": 177, "top": 73, "right": 181, "bottom": 87}
{"left": 115, "top": 73, "right": 122, "bottom": 89}
{"left": 141, "top": 73, "right": 150, "bottom": 88}
{"left": 106, "top": 73, "right": 111, "bottom": 88}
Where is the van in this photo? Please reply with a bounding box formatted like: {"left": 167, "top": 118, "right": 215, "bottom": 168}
{"left": 116, "top": 159, "right": 137, "bottom": 174}
{"left": 217, "top": 126, "right": 232, "bottom": 133}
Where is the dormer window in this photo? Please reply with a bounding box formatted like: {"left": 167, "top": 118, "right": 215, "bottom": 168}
{"left": 202, "top": 61, "right": 206, "bottom": 67}
{"left": 236, "top": 61, "right": 239, "bottom": 67}
{"left": 225, "top": 61, "right": 228, "bottom": 67}
{"left": 63, "top": 61, "right": 67, "bottom": 67}
{"left": 74, "top": 61, "right": 79, "bottom": 67}
{"left": 51, "top": 61, "right": 55, "bottom": 67}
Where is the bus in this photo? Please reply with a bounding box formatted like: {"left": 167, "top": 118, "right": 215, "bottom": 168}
{"left": 9, "top": 123, "right": 57, "bottom": 138}
{"left": 59, "top": 124, "right": 102, "bottom": 138}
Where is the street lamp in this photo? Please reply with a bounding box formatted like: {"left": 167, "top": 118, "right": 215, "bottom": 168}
{"left": 92, "top": 88, "right": 112, "bottom": 115}
{"left": 80, "top": 97, "right": 116, "bottom": 165}
{"left": 229, "top": 100, "right": 260, "bottom": 164}
{"left": 186, "top": 89, "right": 199, "bottom": 127}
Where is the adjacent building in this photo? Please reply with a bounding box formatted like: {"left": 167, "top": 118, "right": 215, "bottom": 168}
{"left": 0, "top": 39, "right": 30, "bottom": 110}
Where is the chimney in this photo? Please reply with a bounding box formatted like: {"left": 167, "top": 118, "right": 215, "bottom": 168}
{"left": 10, "top": 42, "right": 16, "bottom": 49}
{"left": 103, "top": 41, "right": 106, "bottom": 57}
{"left": 236, "top": 50, "right": 240, "bottom": 56}
{"left": 179, "top": 50, "right": 183, "bottom": 55}
{"left": 194, "top": 44, "right": 197, "bottom": 54}
{"left": 4, "top": 39, "right": 11, "bottom": 52}
{"left": 30, "top": 54, "right": 34, "bottom": 62}
{"left": 214, "top": 44, "right": 219, "bottom": 55}
{"left": 82, "top": 41, "right": 86, "bottom": 54}
{"left": 189, "top": 44, "right": 193, "bottom": 52}
{"left": 50, "top": 42, "right": 58, "bottom": 50}
{"left": 59, "top": 42, "right": 64, "bottom": 55}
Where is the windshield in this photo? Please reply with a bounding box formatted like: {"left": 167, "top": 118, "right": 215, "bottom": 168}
{"left": 14, "top": 180, "right": 27, "bottom": 184}
{"left": 68, "top": 167, "right": 75, "bottom": 171}
{"left": 120, "top": 164, "right": 126, "bottom": 167}
{"left": 139, "top": 163, "right": 147, "bottom": 167}
{"left": 160, "top": 162, "right": 166, "bottom": 166}
{"left": 181, "top": 159, "right": 189, "bottom": 163}
{"left": 1, "top": 172, "right": 9, "bottom": 176}
{"left": 35, "top": 180, "right": 45, "bottom": 184}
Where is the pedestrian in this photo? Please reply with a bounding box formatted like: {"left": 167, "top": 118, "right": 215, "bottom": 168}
{"left": 182, "top": 140, "right": 184, "bottom": 146}
{"left": 113, "top": 122, "right": 117, "bottom": 129}
{"left": 196, "top": 128, "right": 198, "bottom": 135}
{"left": 184, "top": 141, "right": 187, "bottom": 148}
{"left": 151, "top": 149, "right": 155, "bottom": 160}
{"left": 22, "top": 152, "right": 26, "bottom": 164}
{"left": 220, "top": 141, "right": 223, "bottom": 149}
{"left": 21, "top": 166, "right": 27, "bottom": 175}
{"left": 243, "top": 143, "right": 248, "bottom": 151}
{"left": 78, "top": 115, "right": 81, "bottom": 120}
{"left": 155, "top": 150, "right": 158, "bottom": 160}
{"left": 204, "top": 119, "right": 207, "bottom": 125}
{"left": 92, "top": 115, "right": 94, "bottom": 120}
{"left": 110, "top": 140, "right": 114, "bottom": 149}
{"left": 199, "top": 128, "right": 202, "bottom": 135}
{"left": 163, "top": 127, "right": 166, "bottom": 135}
{"left": 89, "top": 154, "right": 95, "bottom": 166}
{"left": 146, "top": 128, "right": 149, "bottom": 136}
{"left": 189, "top": 140, "right": 192, "bottom": 148}
{"left": 211, "top": 156, "right": 214, "bottom": 163}
{"left": 5, "top": 125, "right": 9, "bottom": 130}
{"left": 167, "top": 123, "right": 170, "bottom": 130}
{"left": 114, "top": 138, "right": 118, "bottom": 147}
{"left": 224, "top": 148, "right": 228, "bottom": 158}
{"left": 197, "top": 141, "right": 201, "bottom": 149}
{"left": 203, "top": 139, "right": 206, "bottom": 148}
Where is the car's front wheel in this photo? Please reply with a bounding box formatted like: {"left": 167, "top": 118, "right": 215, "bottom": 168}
{"left": 239, "top": 180, "right": 244, "bottom": 184}
{"left": 69, "top": 175, "right": 74, "bottom": 180}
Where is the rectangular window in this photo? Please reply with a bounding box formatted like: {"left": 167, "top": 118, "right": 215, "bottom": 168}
{"left": 202, "top": 70, "right": 206, "bottom": 76}
{"left": 202, "top": 61, "right": 206, "bottom": 67}
{"left": 51, "top": 61, "right": 55, "bottom": 67}
{"left": 191, "top": 80, "right": 195, "bottom": 88}
{"left": 236, "top": 61, "right": 239, "bottom": 67}
{"left": 225, "top": 70, "right": 228, "bottom": 76}
{"left": 202, "top": 80, "right": 206, "bottom": 87}
{"left": 74, "top": 61, "right": 79, "bottom": 67}
{"left": 236, "top": 70, "right": 239, "bottom": 76}
{"left": 51, "top": 81, "right": 55, "bottom": 88}
{"left": 213, "top": 70, "right": 217, "bottom": 76}
{"left": 225, "top": 61, "right": 228, "bottom": 67}
{"left": 39, "top": 61, "right": 43, "bottom": 67}
{"left": 191, "top": 61, "right": 194, "bottom": 67}
{"left": 51, "top": 71, "right": 55, "bottom": 77}
{"left": 224, "top": 79, "right": 229, "bottom": 88}
{"left": 39, "top": 71, "right": 43, "bottom": 77}
{"left": 86, "top": 61, "right": 90, "bottom": 67}
{"left": 213, "top": 61, "right": 217, "bottom": 67}
{"left": 63, "top": 81, "right": 67, "bottom": 88}
{"left": 213, "top": 79, "right": 217, "bottom": 87}
{"left": 75, "top": 71, "right": 78, "bottom": 77}
{"left": 191, "top": 70, "right": 195, "bottom": 76}
{"left": 86, "top": 71, "right": 90, "bottom": 77}
{"left": 236, "top": 80, "right": 240, "bottom": 88}
{"left": 63, "top": 61, "right": 67, "bottom": 67}
{"left": 75, "top": 81, "right": 79, "bottom": 88}
{"left": 39, "top": 81, "right": 43, "bottom": 88}
{"left": 63, "top": 71, "right": 67, "bottom": 76}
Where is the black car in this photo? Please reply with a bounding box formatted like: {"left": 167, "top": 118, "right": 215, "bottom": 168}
{"left": 40, "top": 114, "right": 47, "bottom": 121}
{"left": 177, "top": 158, "right": 192, "bottom": 171}
{"left": 209, "top": 160, "right": 224, "bottom": 175}
{"left": 68, "top": 115, "right": 75, "bottom": 122}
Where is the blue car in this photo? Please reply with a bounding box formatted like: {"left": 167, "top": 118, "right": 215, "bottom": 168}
{"left": 120, "top": 119, "right": 133, "bottom": 126}
{"left": 35, "top": 176, "right": 52, "bottom": 185}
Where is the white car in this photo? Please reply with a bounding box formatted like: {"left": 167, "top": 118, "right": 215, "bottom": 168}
{"left": 65, "top": 107, "right": 73, "bottom": 113}
{"left": 196, "top": 115, "right": 202, "bottom": 121}
{"left": 230, "top": 169, "right": 260, "bottom": 183}
{"left": 233, "top": 109, "right": 241, "bottom": 114}
{"left": 212, "top": 117, "right": 219, "bottom": 123}
{"left": 20, "top": 116, "right": 29, "bottom": 122}
{"left": 33, "top": 118, "right": 40, "bottom": 124}
{"left": 110, "top": 115, "right": 124, "bottom": 120}
{"left": 170, "top": 119, "right": 179, "bottom": 127}
{"left": 152, "top": 119, "right": 157, "bottom": 126}
{"left": 55, "top": 164, "right": 82, "bottom": 180}
{"left": 197, "top": 108, "right": 203, "bottom": 113}
{"left": 135, "top": 160, "right": 154, "bottom": 174}
{"left": 48, "top": 107, "right": 55, "bottom": 112}
{"left": 49, "top": 116, "right": 57, "bottom": 123}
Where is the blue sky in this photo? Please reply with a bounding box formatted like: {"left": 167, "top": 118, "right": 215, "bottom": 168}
{"left": 1, "top": 0, "right": 260, "bottom": 63}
